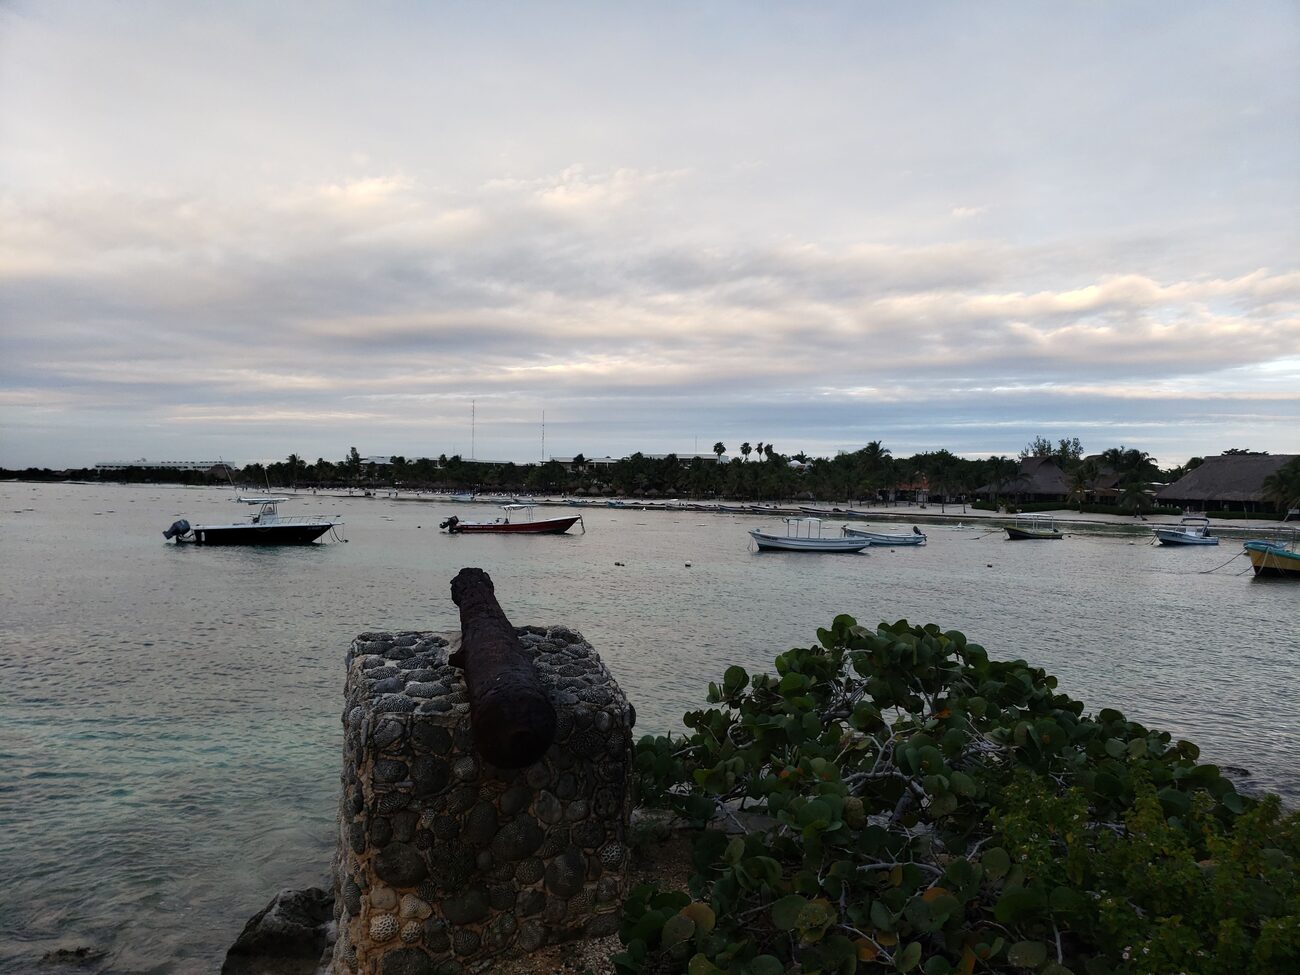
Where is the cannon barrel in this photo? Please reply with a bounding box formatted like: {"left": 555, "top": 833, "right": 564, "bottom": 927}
{"left": 449, "top": 568, "right": 557, "bottom": 768}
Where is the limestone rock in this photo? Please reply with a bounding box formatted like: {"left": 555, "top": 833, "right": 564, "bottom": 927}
{"left": 221, "top": 886, "right": 333, "bottom": 975}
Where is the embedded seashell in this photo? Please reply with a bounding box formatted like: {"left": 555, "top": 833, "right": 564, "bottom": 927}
{"left": 599, "top": 842, "right": 625, "bottom": 868}
{"left": 369, "top": 913, "right": 399, "bottom": 942}
{"left": 452, "top": 756, "right": 478, "bottom": 780}
{"left": 399, "top": 894, "right": 433, "bottom": 920}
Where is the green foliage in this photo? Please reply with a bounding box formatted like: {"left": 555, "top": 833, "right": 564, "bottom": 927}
{"left": 619, "top": 618, "right": 1300, "bottom": 974}
{"left": 1261, "top": 457, "right": 1300, "bottom": 512}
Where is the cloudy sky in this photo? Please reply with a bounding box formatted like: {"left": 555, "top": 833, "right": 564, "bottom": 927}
{"left": 2, "top": 0, "right": 1297, "bottom": 469}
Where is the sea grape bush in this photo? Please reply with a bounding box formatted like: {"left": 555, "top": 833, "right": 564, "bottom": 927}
{"left": 618, "top": 616, "right": 1300, "bottom": 974}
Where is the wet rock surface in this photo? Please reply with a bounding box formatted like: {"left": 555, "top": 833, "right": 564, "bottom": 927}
{"left": 222, "top": 886, "right": 335, "bottom": 975}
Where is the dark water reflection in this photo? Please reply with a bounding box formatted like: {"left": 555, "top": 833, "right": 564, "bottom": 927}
{"left": 1, "top": 483, "right": 1296, "bottom": 972}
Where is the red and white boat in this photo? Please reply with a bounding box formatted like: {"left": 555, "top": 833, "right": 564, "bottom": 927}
{"left": 439, "top": 504, "right": 583, "bottom": 535}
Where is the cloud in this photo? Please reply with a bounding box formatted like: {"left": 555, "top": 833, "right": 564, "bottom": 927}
{"left": 1, "top": 2, "right": 1297, "bottom": 467}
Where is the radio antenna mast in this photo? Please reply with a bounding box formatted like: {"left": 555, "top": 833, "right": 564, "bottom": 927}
{"left": 471, "top": 399, "right": 476, "bottom": 460}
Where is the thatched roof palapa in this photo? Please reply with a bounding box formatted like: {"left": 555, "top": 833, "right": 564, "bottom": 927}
{"left": 977, "top": 457, "right": 1071, "bottom": 498}
{"left": 1156, "top": 454, "right": 1297, "bottom": 506}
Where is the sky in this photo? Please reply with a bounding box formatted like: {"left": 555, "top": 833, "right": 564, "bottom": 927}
{"left": 2, "top": 0, "right": 1298, "bottom": 470}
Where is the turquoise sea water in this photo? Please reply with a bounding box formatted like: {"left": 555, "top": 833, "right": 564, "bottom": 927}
{"left": 1, "top": 482, "right": 1296, "bottom": 972}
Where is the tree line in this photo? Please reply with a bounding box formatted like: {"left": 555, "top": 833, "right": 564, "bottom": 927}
{"left": 11, "top": 440, "right": 1297, "bottom": 511}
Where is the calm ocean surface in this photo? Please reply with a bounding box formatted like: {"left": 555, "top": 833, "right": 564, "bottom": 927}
{"left": 1, "top": 482, "right": 1296, "bottom": 972}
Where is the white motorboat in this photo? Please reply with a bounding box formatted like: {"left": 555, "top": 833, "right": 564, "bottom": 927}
{"left": 1152, "top": 516, "right": 1219, "bottom": 546}
{"left": 749, "top": 518, "right": 869, "bottom": 553}
{"left": 842, "top": 525, "right": 927, "bottom": 546}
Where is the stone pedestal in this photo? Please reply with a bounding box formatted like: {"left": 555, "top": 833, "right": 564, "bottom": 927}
{"left": 332, "top": 626, "right": 633, "bottom": 974}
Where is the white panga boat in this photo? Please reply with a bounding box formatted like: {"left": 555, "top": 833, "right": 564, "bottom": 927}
{"left": 1005, "top": 515, "right": 1063, "bottom": 540}
{"left": 749, "top": 518, "right": 870, "bottom": 553}
{"left": 163, "top": 496, "right": 342, "bottom": 545}
{"left": 842, "top": 525, "right": 927, "bottom": 546}
{"left": 1151, "top": 516, "right": 1218, "bottom": 546}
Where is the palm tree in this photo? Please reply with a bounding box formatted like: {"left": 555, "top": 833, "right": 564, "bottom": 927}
{"left": 1068, "top": 459, "right": 1100, "bottom": 508}
{"left": 987, "top": 456, "right": 1019, "bottom": 508}
{"left": 1099, "top": 447, "right": 1159, "bottom": 513}
{"left": 286, "top": 453, "right": 301, "bottom": 489}
{"left": 713, "top": 442, "right": 726, "bottom": 463}
{"left": 1262, "top": 457, "right": 1300, "bottom": 514}
{"left": 740, "top": 442, "right": 752, "bottom": 462}
{"left": 861, "top": 440, "right": 890, "bottom": 467}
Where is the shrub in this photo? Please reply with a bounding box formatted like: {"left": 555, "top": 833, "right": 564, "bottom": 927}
{"left": 620, "top": 618, "right": 1300, "bottom": 974}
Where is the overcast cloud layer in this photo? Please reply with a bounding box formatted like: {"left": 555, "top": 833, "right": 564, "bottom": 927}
{"left": 2, "top": 0, "right": 1298, "bottom": 469}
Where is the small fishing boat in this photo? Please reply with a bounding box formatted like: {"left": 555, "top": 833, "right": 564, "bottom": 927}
{"left": 842, "top": 525, "right": 927, "bottom": 546}
{"left": 1151, "top": 516, "right": 1218, "bottom": 546}
{"left": 162, "top": 496, "right": 341, "bottom": 545}
{"left": 439, "top": 505, "right": 583, "bottom": 535}
{"left": 1243, "top": 533, "right": 1300, "bottom": 578}
{"left": 1005, "top": 516, "right": 1063, "bottom": 541}
{"left": 749, "top": 518, "right": 869, "bottom": 553}
{"left": 715, "top": 503, "right": 750, "bottom": 513}
{"left": 799, "top": 505, "right": 841, "bottom": 516}
{"left": 448, "top": 492, "right": 476, "bottom": 502}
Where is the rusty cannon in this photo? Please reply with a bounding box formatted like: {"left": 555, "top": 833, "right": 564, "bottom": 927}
{"left": 448, "top": 567, "right": 557, "bottom": 768}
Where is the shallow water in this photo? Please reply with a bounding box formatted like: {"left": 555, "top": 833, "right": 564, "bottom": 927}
{"left": 0, "top": 482, "right": 1296, "bottom": 972}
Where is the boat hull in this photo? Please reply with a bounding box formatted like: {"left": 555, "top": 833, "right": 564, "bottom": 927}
{"left": 1005, "top": 526, "right": 1062, "bottom": 540}
{"left": 749, "top": 530, "right": 868, "bottom": 552}
{"left": 1153, "top": 530, "right": 1218, "bottom": 546}
{"left": 451, "top": 516, "right": 581, "bottom": 535}
{"left": 842, "top": 527, "right": 926, "bottom": 545}
{"left": 185, "top": 524, "right": 335, "bottom": 545}
{"left": 1244, "top": 541, "right": 1300, "bottom": 577}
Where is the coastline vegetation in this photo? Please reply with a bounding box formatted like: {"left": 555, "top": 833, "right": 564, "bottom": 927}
{"left": 619, "top": 617, "right": 1300, "bottom": 974}
{"left": 10, "top": 439, "right": 1295, "bottom": 518}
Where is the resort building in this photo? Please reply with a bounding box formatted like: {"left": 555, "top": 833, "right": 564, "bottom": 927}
{"left": 976, "top": 457, "right": 1070, "bottom": 503}
{"left": 94, "top": 458, "right": 234, "bottom": 473}
{"left": 1156, "top": 454, "right": 1297, "bottom": 514}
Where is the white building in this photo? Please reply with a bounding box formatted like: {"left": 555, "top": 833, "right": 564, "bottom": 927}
{"left": 94, "top": 459, "right": 234, "bottom": 472}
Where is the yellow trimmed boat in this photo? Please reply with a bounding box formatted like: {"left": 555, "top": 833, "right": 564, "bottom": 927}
{"left": 1243, "top": 536, "right": 1300, "bottom": 578}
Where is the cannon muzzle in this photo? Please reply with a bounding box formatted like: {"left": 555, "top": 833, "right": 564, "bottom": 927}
{"left": 449, "top": 568, "right": 557, "bottom": 768}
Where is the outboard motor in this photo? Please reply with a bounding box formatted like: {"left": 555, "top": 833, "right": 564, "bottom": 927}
{"left": 163, "top": 519, "right": 191, "bottom": 540}
{"left": 438, "top": 515, "right": 460, "bottom": 533}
